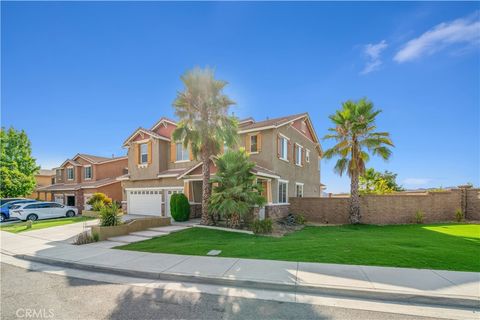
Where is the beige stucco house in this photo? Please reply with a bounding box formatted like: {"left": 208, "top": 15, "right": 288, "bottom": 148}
{"left": 119, "top": 113, "right": 322, "bottom": 219}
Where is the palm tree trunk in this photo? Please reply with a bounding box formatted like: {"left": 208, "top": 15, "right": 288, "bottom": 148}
{"left": 201, "top": 148, "right": 212, "bottom": 225}
{"left": 349, "top": 172, "right": 361, "bottom": 224}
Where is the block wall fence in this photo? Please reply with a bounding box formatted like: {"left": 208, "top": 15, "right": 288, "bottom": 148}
{"left": 289, "top": 187, "right": 480, "bottom": 225}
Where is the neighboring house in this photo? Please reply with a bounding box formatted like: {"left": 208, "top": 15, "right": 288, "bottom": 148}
{"left": 120, "top": 113, "right": 322, "bottom": 219}
{"left": 27, "top": 169, "right": 56, "bottom": 201}
{"left": 37, "top": 154, "right": 128, "bottom": 212}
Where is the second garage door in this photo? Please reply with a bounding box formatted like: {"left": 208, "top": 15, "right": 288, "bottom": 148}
{"left": 127, "top": 189, "right": 162, "bottom": 216}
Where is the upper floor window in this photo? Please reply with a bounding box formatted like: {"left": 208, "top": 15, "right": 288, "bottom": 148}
{"left": 306, "top": 149, "right": 310, "bottom": 163}
{"left": 279, "top": 136, "right": 288, "bottom": 161}
{"left": 140, "top": 143, "right": 148, "bottom": 164}
{"left": 250, "top": 135, "right": 258, "bottom": 153}
{"left": 84, "top": 166, "right": 92, "bottom": 180}
{"left": 176, "top": 143, "right": 189, "bottom": 161}
{"left": 295, "top": 144, "right": 303, "bottom": 166}
{"left": 278, "top": 180, "right": 288, "bottom": 203}
{"left": 66, "top": 167, "right": 74, "bottom": 180}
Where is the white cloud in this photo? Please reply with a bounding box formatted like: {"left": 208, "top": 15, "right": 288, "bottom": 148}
{"left": 403, "top": 178, "right": 432, "bottom": 186}
{"left": 361, "top": 40, "right": 388, "bottom": 75}
{"left": 394, "top": 12, "right": 480, "bottom": 63}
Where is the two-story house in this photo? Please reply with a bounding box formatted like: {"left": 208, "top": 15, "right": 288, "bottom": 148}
{"left": 37, "top": 154, "right": 128, "bottom": 212}
{"left": 27, "top": 169, "right": 56, "bottom": 201}
{"left": 119, "top": 113, "right": 322, "bottom": 219}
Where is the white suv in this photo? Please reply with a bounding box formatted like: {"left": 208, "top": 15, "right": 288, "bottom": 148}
{"left": 10, "top": 202, "right": 78, "bottom": 221}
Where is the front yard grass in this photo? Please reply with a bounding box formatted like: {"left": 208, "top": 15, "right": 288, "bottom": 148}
{"left": 117, "top": 223, "right": 480, "bottom": 272}
{"left": 0, "top": 216, "right": 94, "bottom": 233}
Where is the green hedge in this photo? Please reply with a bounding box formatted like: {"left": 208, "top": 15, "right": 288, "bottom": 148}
{"left": 170, "top": 193, "right": 190, "bottom": 222}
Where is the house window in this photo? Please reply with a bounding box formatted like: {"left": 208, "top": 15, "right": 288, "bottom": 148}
{"left": 250, "top": 135, "right": 258, "bottom": 153}
{"left": 296, "top": 183, "right": 304, "bottom": 197}
{"left": 66, "top": 167, "right": 74, "bottom": 180}
{"left": 306, "top": 149, "right": 310, "bottom": 163}
{"left": 295, "top": 144, "right": 303, "bottom": 166}
{"left": 279, "top": 136, "right": 288, "bottom": 160}
{"left": 176, "top": 143, "right": 189, "bottom": 161}
{"left": 278, "top": 180, "right": 288, "bottom": 203}
{"left": 84, "top": 166, "right": 92, "bottom": 180}
{"left": 301, "top": 121, "right": 307, "bottom": 133}
{"left": 140, "top": 143, "right": 148, "bottom": 164}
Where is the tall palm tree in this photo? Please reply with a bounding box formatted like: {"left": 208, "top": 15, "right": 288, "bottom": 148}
{"left": 172, "top": 67, "right": 238, "bottom": 225}
{"left": 323, "top": 98, "right": 394, "bottom": 224}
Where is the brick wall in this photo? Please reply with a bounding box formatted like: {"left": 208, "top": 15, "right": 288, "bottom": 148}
{"left": 290, "top": 188, "right": 480, "bottom": 225}
{"left": 265, "top": 204, "right": 290, "bottom": 220}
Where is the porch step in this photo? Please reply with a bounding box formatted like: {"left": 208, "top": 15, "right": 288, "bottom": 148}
{"left": 129, "top": 230, "right": 169, "bottom": 237}
{"left": 148, "top": 225, "right": 190, "bottom": 233}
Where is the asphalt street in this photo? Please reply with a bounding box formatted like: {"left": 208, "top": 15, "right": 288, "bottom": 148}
{"left": 0, "top": 263, "right": 446, "bottom": 320}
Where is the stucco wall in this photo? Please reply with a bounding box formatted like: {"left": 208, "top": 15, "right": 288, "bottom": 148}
{"left": 290, "top": 188, "right": 480, "bottom": 225}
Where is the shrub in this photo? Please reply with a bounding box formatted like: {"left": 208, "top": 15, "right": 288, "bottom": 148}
{"left": 170, "top": 193, "right": 190, "bottom": 222}
{"left": 99, "top": 202, "right": 122, "bottom": 227}
{"left": 455, "top": 209, "right": 464, "bottom": 222}
{"left": 25, "top": 220, "right": 32, "bottom": 229}
{"left": 294, "top": 214, "right": 306, "bottom": 225}
{"left": 251, "top": 219, "right": 273, "bottom": 234}
{"left": 414, "top": 210, "right": 424, "bottom": 224}
{"left": 87, "top": 193, "right": 112, "bottom": 207}
{"left": 91, "top": 200, "right": 105, "bottom": 212}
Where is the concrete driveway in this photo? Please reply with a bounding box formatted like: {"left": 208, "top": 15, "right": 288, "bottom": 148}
{"left": 13, "top": 218, "right": 99, "bottom": 243}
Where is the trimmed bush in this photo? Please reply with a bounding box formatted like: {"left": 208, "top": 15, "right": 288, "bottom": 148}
{"left": 87, "top": 192, "right": 112, "bottom": 207}
{"left": 251, "top": 219, "right": 273, "bottom": 234}
{"left": 170, "top": 193, "right": 190, "bottom": 222}
{"left": 99, "top": 202, "right": 122, "bottom": 227}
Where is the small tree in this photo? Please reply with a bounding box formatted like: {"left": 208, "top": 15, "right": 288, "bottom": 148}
{"left": 0, "top": 127, "right": 39, "bottom": 197}
{"left": 87, "top": 193, "right": 112, "bottom": 207}
{"left": 209, "top": 150, "right": 266, "bottom": 229}
{"left": 359, "top": 168, "right": 403, "bottom": 194}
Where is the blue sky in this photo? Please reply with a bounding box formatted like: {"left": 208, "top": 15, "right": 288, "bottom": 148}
{"left": 2, "top": 2, "right": 479, "bottom": 193}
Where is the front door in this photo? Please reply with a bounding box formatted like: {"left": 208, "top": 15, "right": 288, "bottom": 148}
{"left": 66, "top": 196, "right": 75, "bottom": 207}
{"left": 166, "top": 189, "right": 182, "bottom": 217}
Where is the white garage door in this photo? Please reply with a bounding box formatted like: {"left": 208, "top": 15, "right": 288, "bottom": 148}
{"left": 127, "top": 189, "right": 162, "bottom": 216}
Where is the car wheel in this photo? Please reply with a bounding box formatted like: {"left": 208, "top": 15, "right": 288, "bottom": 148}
{"left": 0, "top": 214, "right": 5, "bottom": 223}
{"left": 66, "top": 210, "right": 75, "bottom": 218}
{"left": 26, "top": 214, "right": 38, "bottom": 221}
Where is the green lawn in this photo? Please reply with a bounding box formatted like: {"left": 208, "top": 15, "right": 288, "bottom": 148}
{"left": 0, "top": 216, "right": 95, "bottom": 233}
{"left": 117, "top": 223, "right": 480, "bottom": 272}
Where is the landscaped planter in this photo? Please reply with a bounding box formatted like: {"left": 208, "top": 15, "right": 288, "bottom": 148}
{"left": 91, "top": 216, "right": 170, "bottom": 241}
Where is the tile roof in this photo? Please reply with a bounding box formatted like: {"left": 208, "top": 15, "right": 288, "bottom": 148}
{"left": 37, "top": 169, "right": 55, "bottom": 176}
{"left": 239, "top": 113, "right": 308, "bottom": 131}
{"left": 37, "top": 177, "right": 119, "bottom": 191}
{"left": 77, "top": 154, "right": 127, "bottom": 163}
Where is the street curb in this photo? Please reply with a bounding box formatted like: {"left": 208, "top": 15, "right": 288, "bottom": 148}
{"left": 13, "top": 253, "right": 479, "bottom": 309}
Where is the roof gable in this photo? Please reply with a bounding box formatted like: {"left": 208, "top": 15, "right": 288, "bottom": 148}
{"left": 122, "top": 127, "right": 170, "bottom": 147}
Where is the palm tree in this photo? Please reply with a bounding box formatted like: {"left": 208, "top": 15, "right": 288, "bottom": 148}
{"left": 323, "top": 98, "right": 394, "bottom": 224}
{"left": 209, "top": 150, "right": 266, "bottom": 228}
{"left": 172, "top": 67, "right": 238, "bottom": 225}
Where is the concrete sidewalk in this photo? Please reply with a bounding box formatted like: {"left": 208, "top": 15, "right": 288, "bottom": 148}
{"left": 1, "top": 230, "right": 479, "bottom": 309}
